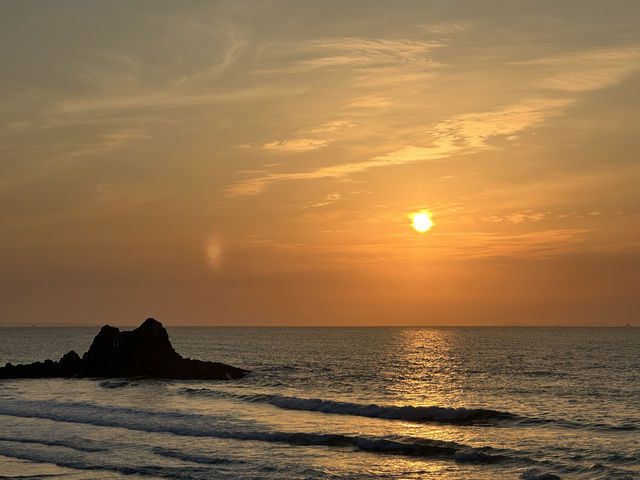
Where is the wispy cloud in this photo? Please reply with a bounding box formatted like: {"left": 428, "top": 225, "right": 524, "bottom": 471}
{"left": 307, "top": 120, "right": 356, "bottom": 133}
{"left": 99, "top": 129, "right": 150, "bottom": 148}
{"left": 304, "top": 193, "right": 342, "bottom": 209}
{"left": 227, "top": 97, "right": 573, "bottom": 196}
{"left": 262, "top": 139, "right": 328, "bottom": 152}
{"left": 257, "top": 121, "right": 355, "bottom": 153}
{"left": 347, "top": 96, "right": 391, "bottom": 109}
{"left": 299, "top": 38, "right": 443, "bottom": 70}
{"left": 516, "top": 45, "right": 640, "bottom": 92}
{"left": 481, "top": 210, "right": 547, "bottom": 223}
{"left": 227, "top": 141, "right": 460, "bottom": 196}
{"left": 228, "top": 228, "right": 589, "bottom": 273}
{"left": 433, "top": 98, "right": 573, "bottom": 146}
{"left": 229, "top": 39, "right": 640, "bottom": 198}
{"left": 420, "top": 22, "right": 468, "bottom": 35}
{"left": 433, "top": 229, "right": 589, "bottom": 259}
{"left": 89, "top": 183, "right": 151, "bottom": 210}
{"left": 56, "top": 128, "right": 151, "bottom": 164}
{"left": 54, "top": 85, "right": 295, "bottom": 118}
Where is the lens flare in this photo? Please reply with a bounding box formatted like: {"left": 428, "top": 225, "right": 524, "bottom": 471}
{"left": 205, "top": 239, "right": 223, "bottom": 268}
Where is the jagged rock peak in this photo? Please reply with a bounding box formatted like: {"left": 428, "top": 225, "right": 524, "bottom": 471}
{"left": 0, "top": 318, "right": 248, "bottom": 380}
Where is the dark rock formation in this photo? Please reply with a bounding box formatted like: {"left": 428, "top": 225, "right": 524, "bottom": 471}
{"left": 0, "top": 318, "right": 247, "bottom": 380}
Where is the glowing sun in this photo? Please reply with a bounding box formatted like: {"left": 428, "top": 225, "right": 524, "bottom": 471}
{"left": 412, "top": 213, "right": 433, "bottom": 232}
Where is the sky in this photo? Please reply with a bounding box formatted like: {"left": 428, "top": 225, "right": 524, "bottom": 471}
{"left": 1, "top": 0, "right": 639, "bottom": 326}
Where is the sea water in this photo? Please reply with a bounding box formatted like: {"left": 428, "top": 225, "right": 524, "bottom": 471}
{"left": 0, "top": 327, "right": 638, "bottom": 479}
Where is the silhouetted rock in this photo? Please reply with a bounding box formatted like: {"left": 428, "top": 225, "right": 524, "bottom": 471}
{"left": 59, "top": 350, "right": 82, "bottom": 372}
{"left": 0, "top": 318, "right": 247, "bottom": 380}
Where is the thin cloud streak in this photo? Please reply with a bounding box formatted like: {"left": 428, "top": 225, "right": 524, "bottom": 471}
{"left": 301, "top": 38, "right": 443, "bottom": 69}
{"left": 227, "top": 141, "right": 461, "bottom": 196}
{"left": 262, "top": 139, "right": 328, "bottom": 152}
{"left": 227, "top": 228, "right": 590, "bottom": 273}
{"left": 516, "top": 45, "right": 640, "bottom": 92}
{"left": 227, "top": 97, "right": 573, "bottom": 196}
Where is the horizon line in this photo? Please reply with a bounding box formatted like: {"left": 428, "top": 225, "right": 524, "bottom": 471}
{"left": 0, "top": 324, "right": 636, "bottom": 328}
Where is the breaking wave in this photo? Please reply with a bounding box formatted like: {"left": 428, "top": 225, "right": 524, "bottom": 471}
{"left": 0, "top": 435, "right": 104, "bottom": 453}
{"left": 178, "top": 387, "right": 520, "bottom": 424}
{"left": 0, "top": 399, "right": 509, "bottom": 463}
{"left": 151, "top": 447, "right": 239, "bottom": 465}
{"left": 177, "top": 388, "right": 639, "bottom": 432}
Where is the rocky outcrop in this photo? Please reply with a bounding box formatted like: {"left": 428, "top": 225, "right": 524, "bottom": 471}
{"left": 0, "top": 318, "right": 247, "bottom": 380}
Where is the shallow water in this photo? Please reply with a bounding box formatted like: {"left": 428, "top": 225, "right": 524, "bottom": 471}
{"left": 0, "top": 327, "right": 638, "bottom": 479}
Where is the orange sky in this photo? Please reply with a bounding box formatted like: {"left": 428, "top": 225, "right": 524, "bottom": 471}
{"left": 1, "top": 1, "right": 639, "bottom": 326}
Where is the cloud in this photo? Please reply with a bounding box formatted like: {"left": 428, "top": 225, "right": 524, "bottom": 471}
{"left": 480, "top": 211, "right": 547, "bottom": 223}
{"left": 307, "top": 120, "right": 356, "bottom": 133}
{"left": 226, "top": 141, "right": 460, "bottom": 197}
{"left": 347, "top": 96, "right": 391, "bottom": 108}
{"left": 53, "top": 85, "right": 295, "bottom": 118}
{"left": 227, "top": 97, "right": 573, "bottom": 197}
{"left": 505, "top": 211, "right": 546, "bottom": 223}
{"left": 100, "top": 129, "right": 150, "bottom": 148}
{"left": 432, "top": 98, "right": 573, "bottom": 146}
{"left": 89, "top": 183, "right": 151, "bottom": 210}
{"left": 234, "top": 42, "right": 640, "bottom": 200}
{"left": 434, "top": 229, "right": 589, "bottom": 259}
{"left": 420, "top": 23, "right": 467, "bottom": 35}
{"left": 257, "top": 121, "right": 355, "bottom": 153}
{"left": 228, "top": 228, "right": 589, "bottom": 273}
{"left": 262, "top": 139, "right": 328, "bottom": 152}
{"left": 299, "top": 38, "right": 443, "bottom": 70}
{"left": 516, "top": 45, "right": 640, "bottom": 92}
{"left": 48, "top": 128, "right": 151, "bottom": 167}
{"left": 255, "top": 36, "right": 444, "bottom": 90}
{"left": 304, "top": 193, "right": 342, "bottom": 209}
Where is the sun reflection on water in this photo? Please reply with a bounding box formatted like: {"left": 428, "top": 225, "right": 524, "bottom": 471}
{"left": 382, "top": 328, "right": 462, "bottom": 405}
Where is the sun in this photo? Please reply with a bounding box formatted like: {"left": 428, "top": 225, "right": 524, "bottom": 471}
{"left": 412, "top": 212, "right": 433, "bottom": 232}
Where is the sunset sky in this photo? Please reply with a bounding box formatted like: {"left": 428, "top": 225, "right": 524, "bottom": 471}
{"left": 1, "top": 1, "right": 639, "bottom": 326}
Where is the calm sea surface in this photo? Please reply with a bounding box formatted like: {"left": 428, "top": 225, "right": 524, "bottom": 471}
{"left": 0, "top": 327, "right": 638, "bottom": 479}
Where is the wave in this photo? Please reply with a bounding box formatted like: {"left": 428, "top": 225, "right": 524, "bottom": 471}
{"left": 0, "top": 435, "right": 104, "bottom": 453}
{"left": 0, "top": 398, "right": 579, "bottom": 480}
{"left": 152, "top": 447, "right": 239, "bottom": 465}
{"left": 5, "top": 398, "right": 633, "bottom": 478}
{"left": 0, "top": 399, "right": 510, "bottom": 464}
{"left": 178, "top": 388, "right": 519, "bottom": 424}
{"left": 177, "top": 388, "right": 640, "bottom": 432}
{"left": 99, "top": 380, "right": 137, "bottom": 389}
{"left": 520, "top": 468, "right": 561, "bottom": 480}
{"left": 0, "top": 445, "right": 226, "bottom": 480}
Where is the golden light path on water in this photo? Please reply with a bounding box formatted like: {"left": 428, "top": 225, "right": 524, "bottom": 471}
{"left": 166, "top": 327, "right": 503, "bottom": 477}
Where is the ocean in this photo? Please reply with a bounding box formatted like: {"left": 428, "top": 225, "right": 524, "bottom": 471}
{"left": 0, "top": 327, "right": 638, "bottom": 479}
